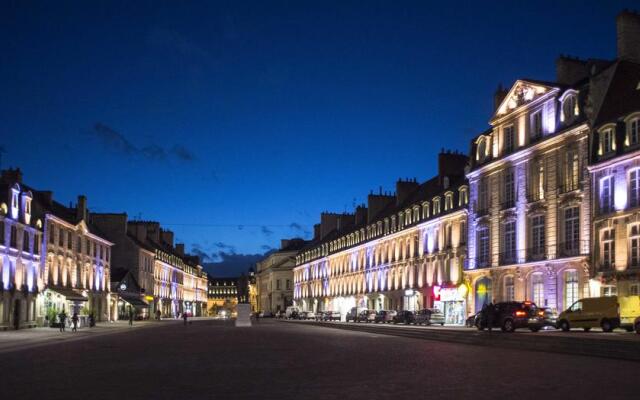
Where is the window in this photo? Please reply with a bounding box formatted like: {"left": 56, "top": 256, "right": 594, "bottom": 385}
{"left": 276, "top": 279, "right": 281, "bottom": 290}
{"left": 569, "top": 300, "right": 582, "bottom": 312}
{"left": 504, "top": 276, "right": 515, "bottom": 301}
{"left": 23, "top": 230, "right": 29, "bottom": 252}
{"left": 531, "top": 159, "right": 545, "bottom": 201}
{"left": 67, "top": 231, "right": 72, "bottom": 249}
{"left": 630, "top": 169, "right": 640, "bottom": 208}
{"left": 477, "top": 137, "right": 487, "bottom": 162}
{"left": 602, "top": 128, "right": 614, "bottom": 154}
{"left": 433, "top": 197, "right": 441, "bottom": 215}
{"left": 504, "top": 125, "right": 514, "bottom": 153}
{"left": 503, "top": 221, "right": 516, "bottom": 263}
{"left": 602, "top": 228, "right": 615, "bottom": 268}
{"left": 602, "top": 285, "right": 617, "bottom": 297}
{"left": 58, "top": 229, "right": 64, "bottom": 246}
{"left": 10, "top": 226, "right": 17, "bottom": 248}
{"left": 421, "top": 203, "right": 429, "bottom": 219}
{"left": 600, "top": 176, "right": 613, "bottom": 213}
{"left": 629, "top": 118, "right": 639, "bottom": 146}
{"left": 478, "top": 227, "right": 490, "bottom": 267}
{"left": 631, "top": 284, "right": 640, "bottom": 296}
{"left": 459, "top": 187, "right": 468, "bottom": 206}
{"left": 631, "top": 225, "right": 640, "bottom": 267}
{"left": 531, "top": 215, "right": 545, "bottom": 257}
{"left": 286, "top": 279, "right": 291, "bottom": 290}
{"left": 445, "top": 193, "right": 453, "bottom": 211}
{"left": 477, "top": 178, "right": 489, "bottom": 213}
{"left": 459, "top": 221, "right": 467, "bottom": 245}
{"left": 34, "top": 235, "right": 40, "bottom": 255}
{"left": 562, "top": 95, "right": 577, "bottom": 123}
{"left": 563, "top": 149, "right": 579, "bottom": 193}
{"left": 444, "top": 224, "right": 452, "bottom": 248}
{"left": 49, "top": 224, "right": 54, "bottom": 244}
{"left": 565, "top": 270, "right": 579, "bottom": 308}
{"left": 503, "top": 170, "right": 515, "bottom": 208}
{"left": 531, "top": 111, "right": 542, "bottom": 139}
{"left": 564, "top": 207, "right": 579, "bottom": 254}
{"left": 532, "top": 273, "right": 544, "bottom": 307}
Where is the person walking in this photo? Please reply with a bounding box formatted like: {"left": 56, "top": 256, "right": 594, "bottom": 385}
{"left": 128, "top": 308, "right": 134, "bottom": 327}
{"left": 183, "top": 312, "right": 188, "bottom": 326}
{"left": 71, "top": 312, "right": 79, "bottom": 332}
{"left": 58, "top": 311, "right": 67, "bottom": 332}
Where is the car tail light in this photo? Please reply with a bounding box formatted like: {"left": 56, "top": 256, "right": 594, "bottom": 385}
{"left": 537, "top": 311, "right": 544, "bottom": 317}
{"left": 515, "top": 310, "right": 527, "bottom": 317}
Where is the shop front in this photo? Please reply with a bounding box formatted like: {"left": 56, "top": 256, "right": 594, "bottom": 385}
{"left": 42, "top": 287, "right": 90, "bottom": 328}
{"left": 117, "top": 294, "right": 149, "bottom": 320}
{"left": 433, "top": 284, "right": 467, "bottom": 325}
{"left": 403, "top": 289, "right": 419, "bottom": 312}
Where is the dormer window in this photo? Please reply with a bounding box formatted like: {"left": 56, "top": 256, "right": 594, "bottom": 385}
{"left": 600, "top": 127, "right": 615, "bottom": 155}
{"left": 561, "top": 94, "right": 578, "bottom": 124}
{"left": 626, "top": 115, "right": 640, "bottom": 147}
{"left": 476, "top": 136, "right": 488, "bottom": 163}
{"left": 458, "top": 186, "right": 469, "bottom": 206}
{"left": 422, "top": 202, "right": 430, "bottom": 219}
{"left": 433, "top": 197, "right": 441, "bottom": 215}
{"left": 10, "top": 184, "right": 19, "bottom": 219}
{"left": 21, "top": 191, "right": 32, "bottom": 225}
{"left": 444, "top": 192, "right": 454, "bottom": 211}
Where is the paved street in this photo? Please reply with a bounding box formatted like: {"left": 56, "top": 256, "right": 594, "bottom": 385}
{"left": 2, "top": 319, "right": 637, "bottom": 400}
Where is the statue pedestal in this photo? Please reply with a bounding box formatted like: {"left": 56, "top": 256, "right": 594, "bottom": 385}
{"left": 235, "top": 304, "right": 252, "bottom": 327}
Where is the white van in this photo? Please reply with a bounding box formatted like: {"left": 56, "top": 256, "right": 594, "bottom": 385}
{"left": 285, "top": 306, "right": 300, "bottom": 319}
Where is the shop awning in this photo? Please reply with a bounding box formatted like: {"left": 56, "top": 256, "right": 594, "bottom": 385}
{"left": 49, "top": 287, "right": 88, "bottom": 302}
{"left": 119, "top": 293, "right": 149, "bottom": 308}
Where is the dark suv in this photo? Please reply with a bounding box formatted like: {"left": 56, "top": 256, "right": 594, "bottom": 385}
{"left": 476, "top": 301, "right": 542, "bottom": 332}
{"left": 392, "top": 310, "right": 416, "bottom": 324}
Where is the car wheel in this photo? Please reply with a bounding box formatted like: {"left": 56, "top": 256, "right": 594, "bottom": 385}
{"left": 530, "top": 327, "right": 539, "bottom": 332}
{"left": 635, "top": 322, "right": 640, "bottom": 334}
{"left": 601, "top": 319, "right": 613, "bottom": 333}
{"left": 440, "top": 323, "right": 444, "bottom": 326}
{"left": 559, "top": 320, "right": 570, "bottom": 332}
{"left": 502, "top": 319, "right": 515, "bottom": 333}
{"left": 583, "top": 327, "right": 591, "bottom": 332}
{"left": 624, "top": 326, "right": 634, "bottom": 332}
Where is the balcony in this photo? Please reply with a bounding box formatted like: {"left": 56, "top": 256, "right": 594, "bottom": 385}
{"left": 475, "top": 207, "right": 489, "bottom": 217}
{"left": 500, "top": 199, "right": 515, "bottom": 210}
{"left": 559, "top": 182, "right": 580, "bottom": 194}
{"left": 527, "top": 193, "right": 544, "bottom": 203}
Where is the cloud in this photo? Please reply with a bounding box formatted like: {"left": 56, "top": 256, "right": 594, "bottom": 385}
{"left": 261, "top": 245, "right": 274, "bottom": 251}
{"left": 261, "top": 226, "right": 274, "bottom": 236}
{"left": 89, "top": 123, "right": 196, "bottom": 163}
{"left": 170, "top": 144, "right": 196, "bottom": 161}
{"left": 289, "top": 222, "right": 312, "bottom": 238}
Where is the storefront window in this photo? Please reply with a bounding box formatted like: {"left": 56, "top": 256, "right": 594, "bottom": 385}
{"left": 565, "top": 270, "right": 579, "bottom": 308}
{"left": 532, "top": 273, "right": 544, "bottom": 307}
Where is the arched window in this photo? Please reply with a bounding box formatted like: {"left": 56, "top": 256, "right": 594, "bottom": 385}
{"left": 626, "top": 115, "right": 640, "bottom": 147}
{"left": 561, "top": 94, "right": 578, "bottom": 124}
{"left": 532, "top": 273, "right": 544, "bottom": 306}
{"left": 475, "top": 277, "right": 492, "bottom": 312}
{"left": 504, "top": 275, "right": 515, "bottom": 301}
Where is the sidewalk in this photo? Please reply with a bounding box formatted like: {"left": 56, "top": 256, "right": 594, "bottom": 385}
{"left": 0, "top": 319, "right": 165, "bottom": 354}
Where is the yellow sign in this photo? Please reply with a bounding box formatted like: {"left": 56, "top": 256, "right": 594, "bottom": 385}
{"left": 145, "top": 295, "right": 154, "bottom": 301}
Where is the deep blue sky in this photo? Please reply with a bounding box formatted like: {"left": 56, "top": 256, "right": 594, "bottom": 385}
{"left": 1, "top": 1, "right": 636, "bottom": 274}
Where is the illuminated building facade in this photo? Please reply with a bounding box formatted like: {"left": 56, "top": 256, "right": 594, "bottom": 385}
{"left": 293, "top": 152, "right": 470, "bottom": 324}
{"left": 207, "top": 276, "right": 238, "bottom": 316}
{"left": 0, "top": 172, "right": 43, "bottom": 329}
{"left": 256, "top": 239, "right": 306, "bottom": 314}
{"left": 588, "top": 11, "right": 640, "bottom": 298}
{"left": 466, "top": 75, "right": 591, "bottom": 314}
{"left": 91, "top": 215, "right": 207, "bottom": 318}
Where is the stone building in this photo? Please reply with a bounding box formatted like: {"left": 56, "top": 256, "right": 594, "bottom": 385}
{"left": 207, "top": 276, "right": 238, "bottom": 316}
{"left": 256, "top": 238, "right": 306, "bottom": 314}
{"left": 588, "top": 11, "right": 640, "bottom": 299}
{"left": 91, "top": 214, "right": 208, "bottom": 318}
{"left": 0, "top": 170, "right": 43, "bottom": 329}
{"left": 293, "top": 151, "right": 470, "bottom": 324}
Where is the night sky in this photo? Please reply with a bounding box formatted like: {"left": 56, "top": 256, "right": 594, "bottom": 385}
{"left": 1, "top": 1, "right": 637, "bottom": 275}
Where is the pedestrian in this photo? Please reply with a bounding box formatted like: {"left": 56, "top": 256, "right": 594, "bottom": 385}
{"left": 486, "top": 302, "right": 495, "bottom": 333}
{"left": 71, "top": 312, "right": 79, "bottom": 332}
{"left": 89, "top": 312, "right": 95, "bottom": 328}
{"left": 155, "top": 309, "right": 161, "bottom": 321}
{"left": 58, "top": 311, "right": 67, "bottom": 332}
{"left": 128, "top": 308, "right": 134, "bottom": 326}
{"left": 183, "top": 312, "right": 188, "bottom": 326}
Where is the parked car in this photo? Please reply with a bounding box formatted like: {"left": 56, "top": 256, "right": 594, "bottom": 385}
{"left": 557, "top": 296, "right": 624, "bottom": 332}
{"left": 414, "top": 308, "right": 445, "bottom": 326}
{"left": 538, "top": 307, "right": 558, "bottom": 329}
{"left": 329, "top": 311, "right": 341, "bottom": 321}
{"left": 314, "top": 311, "right": 325, "bottom": 321}
{"left": 355, "top": 309, "right": 373, "bottom": 323}
{"left": 465, "top": 313, "right": 479, "bottom": 328}
{"left": 393, "top": 310, "right": 415, "bottom": 324}
{"left": 374, "top": 310, "right": 397, "bottom": 323}
{"left": 285, "top": 306, "right": 300, "bottom": 319}
{"left": 635, "top": 316, "right": 640, "bottom": 334}
{"left": 304, "top": 311, "right": 316, "bottom": 320}
{"left": 476, "top": 301, "right": 541, "bottom": 332}
{"left": 346, "top": 307, "right": 367, "bottom": 322}
{"left": 274, "top": 310, "right": 285, "bottom": 319}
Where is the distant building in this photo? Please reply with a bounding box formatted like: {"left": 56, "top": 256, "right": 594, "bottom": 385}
{"left": 256, "top": 239, "right": 306, "bottom": 314}
{"left": 207, "top": 276, "right": 238, "bottom": 316}
{"left": 91, "top": 214, "right": 208, "bottom": 318}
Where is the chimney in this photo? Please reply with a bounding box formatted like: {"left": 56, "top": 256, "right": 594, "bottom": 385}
{"left": 280, "top": 239, "right": 290, "bottom": 250}
{"left": 438, "top": 151, "right": 468, "bottom": 181}
{"left": 161, "top": 229, "right": 174, "bottom": 247}
{"left": 175, "top": 243, "right": 184, "bottom": 256}
{"left": 617, "top": 10, "right": 640, "bottom": 63}
{"left": 367, "top": 193, "right": 395, "bottom": 223}
{"left": 336, "top": 213, "right": 354, "bottom": 232}
{"left": 556, "top": 55, "right": 589, "bottom": 85}
{"left": 320, "top": 213, "right": 339, "bottom": 240}
{"left": 76, "top": 195, "right": 87, "bottom": 222}
{"left": 0, "top": 168, "right": 23, "bottom": 184}
{"left": 355, "top": 205, "right": 368, "bottom": 226}
{"left": 493, "top": 84, "right": 508, "bottom": 111}
{"left": 396, "top": 179, "right": 419, "bottom": 206}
